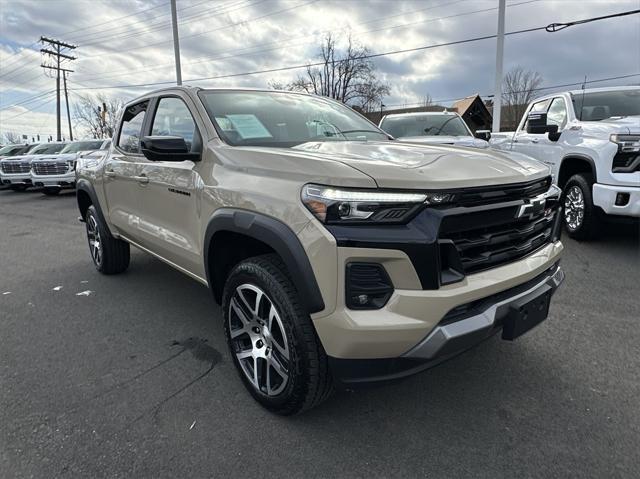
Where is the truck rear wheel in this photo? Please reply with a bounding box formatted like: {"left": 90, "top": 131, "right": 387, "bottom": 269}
{"left": 85, "top": 205, "right": 130, "bottom": 274}
{"left": 222, "top": 254, "right": 333, "bottom": 415}
{"left": 563, "top": 173, "right": 599, "bottom": 240}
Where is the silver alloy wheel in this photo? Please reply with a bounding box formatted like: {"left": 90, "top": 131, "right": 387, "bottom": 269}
{"left": 228, "top": 284, "right": 290, "bottom": 396}
{"left": 86, "top": 214, "right": 103, "bottom": 267}
{"left": 564, "top": 185, "right": 585, "bottom": 231}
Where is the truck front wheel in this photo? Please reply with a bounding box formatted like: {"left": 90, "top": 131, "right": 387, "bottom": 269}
{"left": 222, "top": 254, "right": 333, "bottom": 415}
{"left": 563, "top": 173, "right": 599, "bottom": 240}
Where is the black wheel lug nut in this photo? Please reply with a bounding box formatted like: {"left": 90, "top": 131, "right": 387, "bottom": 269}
{"left": 256, "top": 340, "right": 264, "bottom": 348}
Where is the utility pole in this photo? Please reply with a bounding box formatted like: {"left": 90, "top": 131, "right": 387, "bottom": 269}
{"left": 492, "top": 0, "right": 506, "bottom": 132}
{"left": 40, "top": 36, "right": 76, "bottom": 141}
{"left": 170, "top": 0, "right": 182, "bottom": 85}
{"left": 63, "top": 72, "right": 73, "bottom": 140}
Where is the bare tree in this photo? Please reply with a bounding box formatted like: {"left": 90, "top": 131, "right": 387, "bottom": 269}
{"left": 281, "top": 34, "right": 389, "bottom": 112}
{"left": 502, "top": 66, "right": 543, "bottom": 128}
{"left": 421, "top": 94, "right": 433, "bottom": 107}
{"left": 2, "top": 131, "right": 21, "bottom": 144}
{"left": 73, "top": 94, "right": 124, "bottom": 139}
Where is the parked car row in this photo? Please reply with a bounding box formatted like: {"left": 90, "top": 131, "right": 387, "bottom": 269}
{"left": 0, "top": 139, "right": 111, "bottom": 195}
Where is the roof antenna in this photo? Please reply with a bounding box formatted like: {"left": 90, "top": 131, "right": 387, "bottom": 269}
{"left": 578, "top": 75, "right": 587, "bottom": 121}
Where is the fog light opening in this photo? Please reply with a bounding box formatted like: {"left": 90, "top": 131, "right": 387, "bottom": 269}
{"left": 615, "top": 192, "right": 630, "bottom": 206}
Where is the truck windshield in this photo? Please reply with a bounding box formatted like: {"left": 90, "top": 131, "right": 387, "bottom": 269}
{"left": 29, "top": 143, "right": 67, "bottom": 155}
{"left": 0, "top": 145, "right": 29, "bottom": 156}
{"left": 380, "top": 114, "right": 470, "bottom": 138}
{"left": 60, "top": 140, "right": 104, "bottom": 154}
{"left": 571, "top": 89, "right": 640, "bottom": 121}
{"left": 199, "top": 90, "right": 388, "bottom": 147}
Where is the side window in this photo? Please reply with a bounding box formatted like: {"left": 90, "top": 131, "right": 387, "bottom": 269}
{"left": 151, "top": 97, "right": 200, "bottom": 152}
{"left": 547, "top": 97, "right": 567, "bottom": 130}
{"left": 117, "top": 101, "right": 148, "bottom": 153}
{"left": 522, "top": 99, "right": 551, "bottom": 131}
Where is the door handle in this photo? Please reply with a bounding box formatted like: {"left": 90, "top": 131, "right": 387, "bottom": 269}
{"left": 133, "top": 174, "right": 149, "bottom": 185}
{"left": 104, "top": 169, "right": 116, "bottom": 178}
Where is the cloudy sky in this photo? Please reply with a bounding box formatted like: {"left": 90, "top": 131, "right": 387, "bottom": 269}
{"left": 0, "top": 0, "right": 638, "bottom": 140}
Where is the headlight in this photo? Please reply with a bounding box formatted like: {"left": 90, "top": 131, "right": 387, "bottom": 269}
{"left": 610, "top": 134, "right": 640, "bottom": 153}
{"left": 301, "top": 184, "right": 454, "bottom": 224}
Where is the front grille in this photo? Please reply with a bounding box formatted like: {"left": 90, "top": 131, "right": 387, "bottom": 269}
{"left": 612, "top": 152, "right": 640, "bottom": 173}
{"left": 32, "top": 161, "right": 68, "bottom": 175}
{"left": 1, "top": 162, "right": 30, "bottom": 174}
{"left": 452, "top": 176, "right": 552, "bottom": 207}
{"left": 439, "top": 204, "right": 557, "bottom": 275}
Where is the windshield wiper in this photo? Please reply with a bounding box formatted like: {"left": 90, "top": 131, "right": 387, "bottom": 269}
{"left": 339, "top": 129, "right": 385, "bottom": 135}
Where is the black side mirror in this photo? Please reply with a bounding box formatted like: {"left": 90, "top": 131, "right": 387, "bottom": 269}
{"left": 141, "top": 136, "right": 201, "bottom": 162}
{"left": 475, "top": 130, "right": 491, "bottom": 141}
{"left": 526, "top": 112, "right": 561, "bottom": 141}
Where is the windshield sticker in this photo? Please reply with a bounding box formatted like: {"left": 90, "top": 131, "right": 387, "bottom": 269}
{"left": 226, "top": 114, "right": 273, "bottom": 139}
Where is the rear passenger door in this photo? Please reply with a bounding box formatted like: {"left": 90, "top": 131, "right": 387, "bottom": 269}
{"left": 135, "top": 94, "right": 206, "bottom": 278}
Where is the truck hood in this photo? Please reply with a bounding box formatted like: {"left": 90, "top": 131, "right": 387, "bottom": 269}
{"left": 579, "top": 116, "right": 640, "bottom": 137}
{"left": 396, "top": 135, "right": 489, "bottom": 149}
{"left": 292, "top": 141, "right": 549, "bottom": 189}
{"left": 31, "top": 153, "right": 77, "bottom": 162}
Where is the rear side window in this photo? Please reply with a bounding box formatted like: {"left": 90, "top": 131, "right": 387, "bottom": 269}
{"left": 151, "top": 97, "right": 200, "bottom": 152}
{"left": 118, "top": 101, "right": 148, "bottom": 153}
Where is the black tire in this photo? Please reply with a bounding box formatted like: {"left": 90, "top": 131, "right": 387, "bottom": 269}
{"left": 85, "top": 205, "right": 130, "bottom": 274}
{"left": 42, "top": 188, "right": 60, "bottom": 196}
{"left": 222, "top": 254, "right": 333, "bottom": 415}
{"left": 562, "top": 173, "right": 599, "bottom": 240}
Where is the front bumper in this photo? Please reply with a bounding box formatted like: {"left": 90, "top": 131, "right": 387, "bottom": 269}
{"left": 329, "top": 262, "right": 564, "bottom": 386}
{"left": 592, "top": 183, "right": 640, "bottom": 217}
{"left": 31, "top": 173, "right": 76, "bottom": 189}
{"left": 1, "top": 173, "right": 32, "bottom": 185}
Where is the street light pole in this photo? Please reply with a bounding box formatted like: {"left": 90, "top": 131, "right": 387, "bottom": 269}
{"left": 170, "top": 0, "right": 182, "bottom": 85}
{"left": 492, "top": 0, "right": 506, "bottom": 132}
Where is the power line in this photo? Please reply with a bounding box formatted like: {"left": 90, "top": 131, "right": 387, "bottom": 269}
{"left": 76, "top": 0, "right": 256, "bottom": 47}
{"left": 74, "top": 0, "right": 496, "bottom": 82}
{"left": 384, "top": 73, "right": 640, "bottom": 108}
{"left": 72, "top": 8, "right": 638, "bottom": 92}
{"left": 0, "top": 91, "right": 58, "bottom": 122}
{"left": 40, "top": 37, "right": 77, "bottom": 141}
{"left": 0, "top": 90, "right": 56, "bottom": 110}
{"left": 81, "top": 0, "right": 318, "bottom": 58}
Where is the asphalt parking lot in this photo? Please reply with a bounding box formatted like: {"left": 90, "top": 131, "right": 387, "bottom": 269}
{"left": 1, "top": 188, "right": 638, "bottom": 478}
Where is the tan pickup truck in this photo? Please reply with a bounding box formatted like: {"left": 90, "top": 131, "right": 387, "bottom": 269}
{"left": 76, "top": 86, "right": 564, "bottom": 414}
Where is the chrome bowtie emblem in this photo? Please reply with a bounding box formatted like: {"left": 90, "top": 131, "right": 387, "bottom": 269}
{"left": 516, "top": 198, "right": 545, "bottom": 218}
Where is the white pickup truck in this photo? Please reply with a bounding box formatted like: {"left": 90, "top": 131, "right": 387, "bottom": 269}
{"left": 491, "top": 86, "right": 639, "bottom": 239}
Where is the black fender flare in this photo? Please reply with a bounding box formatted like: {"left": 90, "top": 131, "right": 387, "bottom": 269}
{"left": 559, "top": 153, "right": 598, "bottom": 185}
{"left": 204, "top": 209, "right": 325, "bottom": 314}
{"left": 76, "top": 179, "right": 114, "bottom": 237}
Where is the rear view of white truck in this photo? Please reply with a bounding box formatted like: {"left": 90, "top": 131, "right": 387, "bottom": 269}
{"left": 492, "top": 86, "right": 640, "bottom": 239}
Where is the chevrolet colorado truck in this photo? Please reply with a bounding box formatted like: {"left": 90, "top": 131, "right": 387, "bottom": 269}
{"left": 491, "top": 86, "right": 640, "bottom": 239}
{"left": 76, "top": 87, "right": 564, "bottom": 414}
{"left": 379, "top": 111, "right": 490, "bottom": 148}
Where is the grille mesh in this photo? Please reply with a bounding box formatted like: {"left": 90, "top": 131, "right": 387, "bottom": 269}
{"left": 1, "top": 162, "right": 30, "bottom": 174}
{"left": 32, "top": 162, "right": 68, "bottom": 175}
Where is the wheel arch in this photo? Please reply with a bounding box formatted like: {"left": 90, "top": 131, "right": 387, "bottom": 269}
{"left": 76, "top": 179, "right": 113, "bottom": 236}
{"left": 204, "top": 209, "right": 325, "bottom": 314}
{"left": 558, "top": 154, "right": 597, "bottom": 188}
